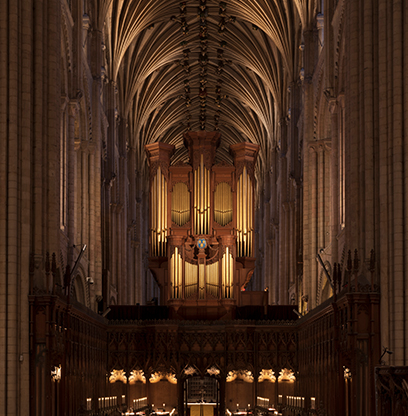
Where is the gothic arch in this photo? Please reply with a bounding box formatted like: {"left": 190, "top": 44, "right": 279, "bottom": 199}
{"left": 73, "top": 271, "right": 87, "bottom": 306}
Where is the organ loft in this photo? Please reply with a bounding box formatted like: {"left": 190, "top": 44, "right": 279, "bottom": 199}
{"left": 146, "top": 132, "right": 262, "bottom": 319}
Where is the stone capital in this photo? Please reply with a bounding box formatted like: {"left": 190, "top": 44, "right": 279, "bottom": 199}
{"left": 61, "top": 95, "right": 69, "bottom": 111}
{"left": 68, "top": 100, "right": 80, "bottom": 118}
{"left": 328, "top": 98, "right": 338, "bottom": 114}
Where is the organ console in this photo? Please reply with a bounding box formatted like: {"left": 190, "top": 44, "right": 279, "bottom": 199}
{"left": 145, "top": 131, "right": 259, "bottom": 319}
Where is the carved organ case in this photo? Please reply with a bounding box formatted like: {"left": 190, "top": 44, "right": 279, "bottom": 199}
{"left": 145, "top": 132, "right": 259, "bottom": 318}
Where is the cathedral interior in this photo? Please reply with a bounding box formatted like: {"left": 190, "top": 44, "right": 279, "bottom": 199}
{"left": 1, "top": 0, "right": 408, "bottom": 415}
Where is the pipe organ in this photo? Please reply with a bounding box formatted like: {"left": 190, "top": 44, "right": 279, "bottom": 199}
{"left": 146, "top": 132, "right": 259, "bottom": 319}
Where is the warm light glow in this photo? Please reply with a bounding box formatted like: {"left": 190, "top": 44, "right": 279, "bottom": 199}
{"left": 256, "top": 396, "right": 269, "bottom": 408}
{"left": 133, "top": 397, "right": 147, "bottom": 410}
{"left": 109, "top": 369, "right": 127, "bottom": 383}
{"left": 226, "top": 370, "right": 254, "bottom": 383}
{"left": 51, "top": 365, "right": 61, "bottom": 382}
{"left": 278, "top": 368, "right": 296, "bottom": 382}
{"left": 344, "top": 367, "right": 352, "bottom": 380}
{"left": 185, "top": 366, "right": 197, "bottom": 376}
{"left": 258, "top": 369, "right": 276, "bottom": 382}
{"left": 207, "top": 366, "right": 220, "bottom": 376}
{"left": 129, "top": 370, "right": 146, "bottom": 384}
{"left": 311, "top": 397, "right": 316, "bottom": 410}
{"left": 149, "top": 372, "right": 177, "bottom": 384}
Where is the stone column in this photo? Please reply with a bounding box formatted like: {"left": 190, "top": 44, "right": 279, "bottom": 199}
{"left": 219, "top": 376, "right": 226, "bottom": 416}
{"left": 67, "top": 100, "right": 79, "bottom": 264}
{"left": 177, "top": 377, "right": 185, "bottom": 416}
{"left": 329, "top": 99, "right": 339, "bottom": 264}
{"left": 305, "top": 146, "right": 317, "bottom": 308}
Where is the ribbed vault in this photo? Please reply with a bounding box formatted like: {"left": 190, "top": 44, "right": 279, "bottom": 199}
{"left": 94, "top": 0, "right": 313, "bottom": 174}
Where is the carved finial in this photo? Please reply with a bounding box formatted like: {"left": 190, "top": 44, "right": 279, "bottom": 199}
{"left": 64, "top": 264, "right": 71, "bottom": 292}
{"left": 337, "top": 264, "right": 342, "bottom": 293}
{"left": 370, "top": 249, "right": 376, "bottom": 290}
{"left": 353, "top": 249, "right": 359, "bottom": 272}
{"left": 333, "top": 262, "right": 338, "bottom": 295}
{"left": 346, "top": 250, "right": 352, "bottom": 271}
{"left": 29, "top": 252, "right": 35, "bottom": 275}
{"left": 45, "top": 252, "right": 51, "bottom": 274}
{"left": 369, "top": 249, "right": 375, "bottom": 272}
{"left": 52, "top": 253, "right": 57, "bottom": 276}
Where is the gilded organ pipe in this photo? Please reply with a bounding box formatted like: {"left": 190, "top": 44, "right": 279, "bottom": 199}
{"left": 194, "top": 154, "right": 211, "bottom": 235}
{"left": 221, "top": 248, "right": 233, "bottom": 299}
{"left": 171, "top": 183, "right": 190, "bottom": 226}
{"left": 236, "top": 166, "right": 253, "bottom": 257}
{"left": 185, "top": 262, "right": 198, "bottom": 298}
{"left": 214, "top": 182, "right": 232, "bottom": 226}
{"left": 150, "top": 167, "right": 169, "bottom": 257}
{"left": 199, "top": 262, "right": 205, "bottom": 299}
{"left": 205, "top": 261, "right": 219, "bottom": 298}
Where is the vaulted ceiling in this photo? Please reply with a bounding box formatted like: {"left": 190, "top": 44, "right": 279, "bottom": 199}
{"left": 96, "top": 0, "right": 316, "bottom": 172}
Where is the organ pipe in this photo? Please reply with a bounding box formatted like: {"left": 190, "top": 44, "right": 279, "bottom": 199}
{"left": 185, "top": 262, "right": 198, "bottom": 298}
{"left": 170, "top": 247, "right": 183, "bottom": 298}
{"left": 221, "top": 247, "right": 233, "bottom": 298}
{"left": 236, "top": 166, "right": 253, "bottom": 257}
{"left": 171, "top": 182, "right": 190, "bottom": 226}
{"left": 199, "top": 261, "right": 205, "bottom": 299}
{"left": 214, "top": 182, "right": 233, "bottom": 226}
{"left": 206, "top": 261, "right": 219, "bottom": 298}
{"left": 194, "top": 154, "right": 210, "bottom": 235}
{"left": 150, "top": 167, "right": 168, "bottom": 257}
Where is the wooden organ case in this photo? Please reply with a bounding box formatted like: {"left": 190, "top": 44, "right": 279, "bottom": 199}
{"left": 145, "top": 131, "right": 259, "bottom": 319}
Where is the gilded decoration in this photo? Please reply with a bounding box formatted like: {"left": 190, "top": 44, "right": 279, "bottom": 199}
{"left": 207, "top": 366, "right": 220, "bottom": 376}
{"left": 109, "top": 369, "right": 127, "bottom": 383}
{"left": 258, "top": 369, "right": 276, "bottom": 382}
{"left": 226, "top": 370, "right": 254, "bottom": 383}
{"left": 150, "top": 372, "right": 177, "bottom": 384}
{"left": 129, "top": 370, "right": 146, "bottom": 384}
{"left": 51, "top": 365, "right": 61, "bottom": 382}
{"left": 278, "top": 368, "right": 296, "bottom": 382}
